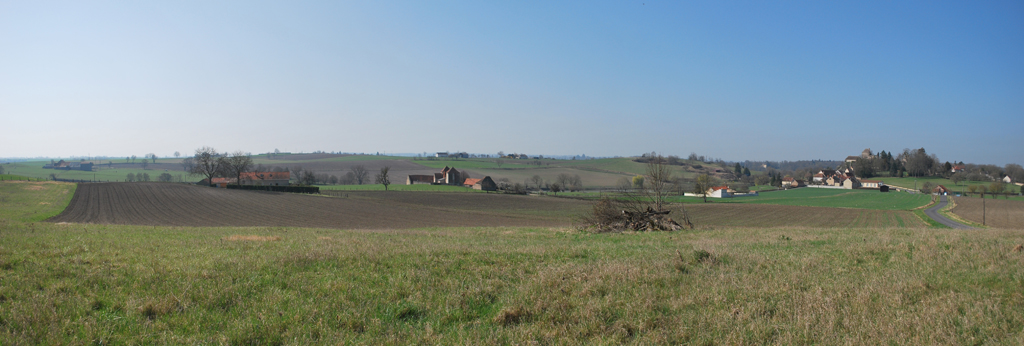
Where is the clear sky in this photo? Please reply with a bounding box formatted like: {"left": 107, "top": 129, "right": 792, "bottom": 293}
{"left": 2, "top": 1, "right": 1021, "bottom": 164}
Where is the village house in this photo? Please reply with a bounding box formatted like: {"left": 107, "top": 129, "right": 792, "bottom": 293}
{"left": 781, "top": 177, "right": 805, "bottom": 187}
{"left": 845, "top": 156, "right": 861, "bottom": 163}
{"left": 43, "top": 159, "right": 94, "bottom": 171}
{"left": 407, "top": 166, "right": 463, "bottom": 185}
{"left": 951, "top": 165, "right": 965, "bottom": 173}
{"left": 240, "top": 171, "right": 290, "bottom": 186}
{"left": 707, "top": 186, "right": 731, "bottom": 198}
{"left": 860, "top": 180, "right": 884, "bottom": 188}
{"left": 462, "top": 177, "right": 497, "bottom": 191}
{"left": 1003, "top": 176, "right": 1013, "bottom": 184}
{"left": 933, "top": 185, "right": 951, "bottom": 195}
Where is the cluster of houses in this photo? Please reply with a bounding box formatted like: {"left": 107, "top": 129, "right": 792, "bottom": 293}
{"left": 407, "top": 166, "right": 497, "bottom": 191}
{"left": 43, "top": 160, "right": 94, "bottom": 171}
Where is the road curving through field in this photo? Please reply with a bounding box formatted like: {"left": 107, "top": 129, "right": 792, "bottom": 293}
{"left": 924, "top": 195, "right": 974, "bottom": 229}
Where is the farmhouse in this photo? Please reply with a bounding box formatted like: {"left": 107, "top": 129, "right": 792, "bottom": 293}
{"left": 845, "top": 156, "right": 861, "bottom": 163}
{"left": 813, "top": 169, "right": 838, "bottom": 183}
{"left": 406, "top": 175, "right": 434, "bottom": 185}
{"left": 462, "top": 176, "right": 497, "bottom": 191}
{"left": 933, "top": 185, "right": 951, "bottom": 195}
{"left": 1003, "top": 176, "right": 1013, "bottom": 184}
{"left": 407, "top": 166, "right": 464, "bottom": 186}
{"left": 240, "top": 171, "right": 290, "bottom": 186}
{"left": 951, "top": 165, "right": 965, "bottom": 173}
{"left": 43, "top": 160, "right": 94, "bottom": 171}
{"left": 781, "top": 177, "right": 804, "bottom": 187}
{"left": 707, "top": 186, "right": 731, "bottom": 198}
{"left": 860, "top": 180, "right": 884, "bottom": 188}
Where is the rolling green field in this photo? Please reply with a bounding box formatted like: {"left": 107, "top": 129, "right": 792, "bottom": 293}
{"left": 716, "top": 188, "right": 933, "bottom": 210}
{"left": 317, "top": 184, "right": 486, "bottom": 192}
{"left": 563, "top": 187, "right": 933, "bottom": 211}
{"left": 2, "top": 181, "right": 1023, "bottom": 344}
{"left": 876, "top": 176, "right": 1022, "bottom": 194}
{"left": 2, "top": 161, "right": 186, "bottom": 182}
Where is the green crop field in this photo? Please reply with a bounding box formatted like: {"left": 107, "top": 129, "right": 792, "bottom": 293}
{"left": 716, "top": 188, "right": 933, "bottom": 210}
{"left": 875, "top": 176, "right": 1022, "bottom": 194}
{"left": 2, "top": 181, "right": 1023, "bottom": 344}
{"left": 3, "top": 161, "right": 188, "bottom": 182}
{"left": 318, "top": 184, "right": 485, "bottom": 192}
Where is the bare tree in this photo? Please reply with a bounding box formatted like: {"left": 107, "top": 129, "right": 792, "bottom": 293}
{"left": 644, "top": 152, "right": 671, "bottom": 211}
{"left": 141, "top": 159, "right": 149, "bottom": 170}
{"left": 126, "top": 173, "right": 135, "bottom": 182}
{"left": 530, "top": 175, "right": 544, "bottom": 190}
{"left": 693, "top": 174, "right": 714, "bottom": 203}
{"left": 148, "top": 153, "right": 157, "bottom": 164}
{"left": 375, "top": 166, "right": 392, "bottom": 191}
{"left": 351, "top": 165, "right": 369, "bottom": 185}
{"left": 174, "top": 151, "right": 180, "bottom": 159}
{"left": 495, "top": 159, "right": 504, "bottom": 168}
{"left": 189, "top": 146, "right": 224, "bottom": 186}
{"left": 130, "top": 155, "right": 137, "bottom": 164}
{"left": 224, "top": 151, "right": 254, "bottom": 185}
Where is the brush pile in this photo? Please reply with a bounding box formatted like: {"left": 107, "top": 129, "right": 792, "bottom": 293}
{"left": 578, "top": 198, "right": 692, "bottom": 233}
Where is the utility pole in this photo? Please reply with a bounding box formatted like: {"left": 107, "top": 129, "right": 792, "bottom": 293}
{"left": 983, "top": 197, "right": 986, "bottom": 226}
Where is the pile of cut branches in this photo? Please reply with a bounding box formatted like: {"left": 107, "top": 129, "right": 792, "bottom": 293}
{"left": 577, "top": 198, "right": 692, "bottom": 233}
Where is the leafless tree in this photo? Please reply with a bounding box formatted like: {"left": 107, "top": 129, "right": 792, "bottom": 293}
{"left": 693, "top": 174, "right": 714, "bottom": 203}
{"left": 141, "top": 159, "right": 149, "bottom": 170}
{"left": 174, "top": 151, "right": 180, "bottom": 159}
{"left": 351, "top": 165, "right": 369, "bottom": 185}
{"left": 569, "top": 174, "right": 584, "bottom": 192}
{"left": 644, "top": 152, "right": 671, "bottom": 211}
{"left": 375, "top": 166, "right": 391, "bottom": 191}
{"left": 224, "top": 151, "right": 254, "bottom": 185}
{"left": 531, "top": 175, "right": 544, "bottom": 190}
{"left": 148, "top": 153, "right": 157, "bottom": 164}
{"left": 495, "top": 159, "right": 504, "bottom": 168}
{"left": 189, "top": 146, "right": 224, "bottom": 186}
{"left": 131, "top": 155, "right": 137, "bottom": 164}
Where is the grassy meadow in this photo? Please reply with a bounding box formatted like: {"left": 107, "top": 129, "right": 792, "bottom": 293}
{"left": 2, "top": 181, "right": 1024, "bottom": 344}
{"left": 876, "top": 176, "right": 1023, "bottom": 194}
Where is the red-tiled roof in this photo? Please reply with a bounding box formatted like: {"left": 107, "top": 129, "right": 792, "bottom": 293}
{"left": 711, "top": 186, "right": 728, "bottom": 191}
{"left": 463, "top": 178, "right": 482, "bottom": 186}
{"left": 240, "top": 172, "right": 290, "bottom": 180}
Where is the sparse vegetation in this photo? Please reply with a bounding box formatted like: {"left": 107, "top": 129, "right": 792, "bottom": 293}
{"left": 2, "top": 182, "right": 1022, "bottom": 344}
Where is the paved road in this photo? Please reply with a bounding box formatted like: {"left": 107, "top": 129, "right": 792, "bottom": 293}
{"left": 924, "top": 195, "right": 974, "bottom": 229}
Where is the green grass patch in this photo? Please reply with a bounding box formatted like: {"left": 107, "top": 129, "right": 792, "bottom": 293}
{"left": 0, "top": 181, "right": 76, "bottom": 222}
{"left": 318, "top": 184, "right": 485, "bottom": 192}
{"left": 0, "top": 190, "right": 1021, "bottom": 343}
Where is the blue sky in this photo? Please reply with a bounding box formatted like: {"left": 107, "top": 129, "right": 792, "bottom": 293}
{"left": 1, "top": 1, "right": 1021, "bottom": 164}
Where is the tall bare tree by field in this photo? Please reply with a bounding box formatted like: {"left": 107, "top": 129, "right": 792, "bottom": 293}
{"left": 141, "top": 159, "right": 148, "bottom": 170}
{"left": 693, "top": 174, "right": 714, "bottom": 203}
{"left": 131, "top": 155, "right": 137, "bottom": 164}
{"left": 375, "top": 166, "right": 391, "bottom": 191}
{"left": 174, "top": 151, "right": 180, "bottom": 159}
{"left": 224, "top": 151, "right": 254, "bottom": 185}
{"left": 530, "top": 175, "right": 544, "bottom": 190}
{"left": 351, "top": 165, "right": 369, "bottom": 185}
{"left": 148, "top": 153, "right": 157, "bottom": 164}
{"left": 644, "top": 152, "right": 671, "bottom": 211}
{"left": 189, "top": 147, "right": 224, "bottom": 186}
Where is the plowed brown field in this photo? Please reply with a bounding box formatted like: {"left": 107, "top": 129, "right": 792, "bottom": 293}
{"left": 48, "top": 183, "right": 589, "bottom": 229}
{"left": 950, "top": 196, "right": 1024, "bottom": 229}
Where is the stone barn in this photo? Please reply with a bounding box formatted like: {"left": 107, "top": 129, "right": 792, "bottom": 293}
{"left": 463, "top": 176, "right": 497, "bottom": 191}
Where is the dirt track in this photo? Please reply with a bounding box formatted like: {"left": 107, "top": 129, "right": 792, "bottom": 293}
{"left": 48, "top": 183, "right": 588, "bottom": 229}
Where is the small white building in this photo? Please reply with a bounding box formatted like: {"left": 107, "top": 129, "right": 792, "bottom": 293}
{"left": 1004, "top": 176, "right": 1013, "bottom": 184}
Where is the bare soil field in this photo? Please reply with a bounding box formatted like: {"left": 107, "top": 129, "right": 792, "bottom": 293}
{"left": 950, "top": 196, "right": 1024, "bottom": 229}
{"left": 48, "top": 183, "right": 588, "bottom": 229}
{"left": 675, "top": 203, "right": 927, "bottom": 228}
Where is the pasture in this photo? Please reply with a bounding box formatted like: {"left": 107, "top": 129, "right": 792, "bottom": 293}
{"left": 714, "top": 188, "right": 932, "bottom": 210}
{"left": 876, "top": 176, "right": 1022, "bottom": 194}
{"left": 1, "top": 181, "right": 1022, "bottom": 344}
